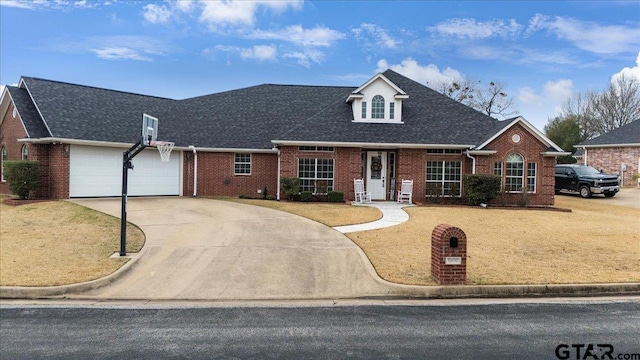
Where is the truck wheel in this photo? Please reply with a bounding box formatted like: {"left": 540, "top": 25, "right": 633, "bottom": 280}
{"left": 579, "top": 185, "right": 592, "bottom": 198}
{"left": 604, "top": 192, "right": 616, "bottom": 198}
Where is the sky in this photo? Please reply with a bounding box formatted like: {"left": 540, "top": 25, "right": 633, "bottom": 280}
{"left": 1, "top": 0, "right": 639, "bottom": 132}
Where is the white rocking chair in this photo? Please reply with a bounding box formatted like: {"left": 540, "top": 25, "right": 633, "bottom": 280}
{"left": 353, "top": 178, "right": 372, "bottom": 203}
{"left": 397, "top": 179, "right": 413, "bottom": 204}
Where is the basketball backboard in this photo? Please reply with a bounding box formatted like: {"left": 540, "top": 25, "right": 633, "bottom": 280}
{"left": 141, "top": 113, "right": 158, "bottom": 146}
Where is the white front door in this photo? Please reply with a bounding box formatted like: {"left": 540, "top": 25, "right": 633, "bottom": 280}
{"left": 367, "top": 151, "right": 387, "bottom": 200}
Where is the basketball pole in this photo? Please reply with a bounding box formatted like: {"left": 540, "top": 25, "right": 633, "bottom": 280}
{"left": 120, "top": 137, "right": 148, "bottom": 256}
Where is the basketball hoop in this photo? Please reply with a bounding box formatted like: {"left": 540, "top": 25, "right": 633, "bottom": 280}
{"left": 150, "top": 141, "right": 175, "bottom": 162}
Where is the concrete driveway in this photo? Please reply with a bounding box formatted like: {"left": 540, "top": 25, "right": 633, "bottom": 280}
{"left": 70, "top": 197, "right": 392, "bottom": 300}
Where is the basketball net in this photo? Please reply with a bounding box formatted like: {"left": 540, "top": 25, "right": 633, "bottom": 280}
{"left": 150, "top": 141, "right": 175, "bottom": 162}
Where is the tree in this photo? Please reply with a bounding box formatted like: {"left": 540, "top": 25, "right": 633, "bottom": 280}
{"left": 544, "top": 115, "right": 586, "bottom": 164}
{"left": 559, "top": 75, "right": 640, "bottom": 139}
{"left": 591, "top": 75, "right": 640, "bottom": 134}
{"left": 430, "top": 79, "right": 518, "bottom": 119}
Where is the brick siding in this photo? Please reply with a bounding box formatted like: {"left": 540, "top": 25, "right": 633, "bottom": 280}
{"left": 584, "top": 147, "right": 640, "bottom": 187}
{"left": 183, "top": 151, "right": 278, "bottom": 198}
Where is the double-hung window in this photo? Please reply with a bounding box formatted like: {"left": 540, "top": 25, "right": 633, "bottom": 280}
{"left": 298, "top": 158, "right": 334, "bottom": 194}
{"left": 426, "top": 161, "right": 462, "bottom": 197}
{"left": 527, "top": 162, "right": 537, "bottom": 193}
{"left": 234, "top": 153, "right": 251, "bottom": 175}
{"left": 505, "top": 153, "right": 524, "bottom": 192}
{"left": 1, "top": 146, "right": 6, "bottom": 182}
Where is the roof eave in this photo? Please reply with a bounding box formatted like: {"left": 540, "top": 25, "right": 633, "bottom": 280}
{"left": 272, "top": 140, "right": 474, "bottom": 149}
{"left": 578, "top": 143, "right": 640, "bottom": 148}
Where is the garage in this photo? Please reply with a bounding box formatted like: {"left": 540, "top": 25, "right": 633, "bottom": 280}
{"left": 69, "top": 145, "right": 181, "bottom": 197}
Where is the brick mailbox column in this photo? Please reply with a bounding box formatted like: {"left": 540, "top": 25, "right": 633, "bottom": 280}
{"left": 431, "top": 224, "right": 467, "bottom": 285}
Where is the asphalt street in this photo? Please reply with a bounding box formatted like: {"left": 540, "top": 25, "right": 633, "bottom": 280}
{"left": 1, "top": 299, "right": 639, "bottom": 359}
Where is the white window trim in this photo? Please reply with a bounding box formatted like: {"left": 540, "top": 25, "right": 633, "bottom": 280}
{"left": 298, "top": 158, "right": 334, "bottom": 194}
{"left": 21, "top": 145, "right": 28, "bottom": 160}
{"left": 234, "top": 153, "right": 251, "bottom": 175}
{"left": 426, "top": 160, "right": 462, "bottom": 197}
{"left": 505, "top": 153, "right": 525, "bottom": 193}
{"left": 527, "top": 162, "right": 537, "bottom": 193}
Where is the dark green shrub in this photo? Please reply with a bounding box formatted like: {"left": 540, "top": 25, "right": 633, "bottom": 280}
{"left": 300, "top": 191, "right": 313, "bottom": 202}
{"left": 280, "top": 177, "right": 300, "bottom": 200}
{"left": 327, "top": 191, "right": 344, "bottom": 203}
{"left": 463, "top": 174, "right": 501, "bottom": 206}
{"left": 4, "top": 160, "right": 40, "bottom": 200}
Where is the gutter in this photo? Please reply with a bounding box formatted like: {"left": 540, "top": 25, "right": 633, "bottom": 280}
{"left": 276, "top": 147, "right": 281, "bottom": 201}
{"left": 188, "top": 145, "right": 197, "bottom": 197}
{"left": 465, "top": 150, "right": 476, "bottom": 174}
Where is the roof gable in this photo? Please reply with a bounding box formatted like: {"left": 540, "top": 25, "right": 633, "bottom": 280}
{"left": 346, "top": 72, "right": 407, "bottom": 103}
{"left": 476, "top": 116, "right": 565, "bottom": 152}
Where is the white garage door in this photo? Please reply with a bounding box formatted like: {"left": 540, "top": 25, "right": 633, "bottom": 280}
{"left": 70, "top": 145, "right": 181, "bottom": 197}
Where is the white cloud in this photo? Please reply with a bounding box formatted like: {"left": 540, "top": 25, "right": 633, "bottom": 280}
{"left": 91, "top": 47, "right": 153, "bottom": 61}
{"left": 525, "top": 14, "right": 640, "bottom": 54}
{"left": 0, "top": 0, "right": 108, "bottom": 10}
{"left": 376, "top": 58, "right": 463, "bottom": 87}
{"left": 198, "top": 0, "right": 302, "bottom": 30}
{"left": 612, "top": 51, "right": 640, "bottom": 83}
{"left": 429, "top": 18, "right": 522, "bottom": 39}
{"left": 283, "top": 49, "right": 324, "bottom": 68}
{"left": 518, "top": 79, "right": 573, "bottom": 126}
{"left": 352, "top": 23, "right": 399, "bottom": 49}
{"left": 240, "top": 45, "right": 277, "bottom": 61}
{"left": 215, "top": 44, "right": 278, "bottom": 62}
{"left": 248, "top": 25, "right": 345, "bottom": 47}
{"left": 87, "top": 36, "right": 167, "bottom": 61}
{"left": 143, "top": 4, "right": 171, "bottom": 24}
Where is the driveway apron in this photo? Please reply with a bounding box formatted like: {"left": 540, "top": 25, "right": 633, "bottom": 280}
{"left": 70, "top": 198, "right": 392, "bottom": 300}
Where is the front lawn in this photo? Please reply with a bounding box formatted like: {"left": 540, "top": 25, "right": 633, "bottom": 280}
{"left": 0, "top": 198, "right": 144, "bottom": 286}
{"left": 348, "top": 196, "right": 640, "bottom": 285}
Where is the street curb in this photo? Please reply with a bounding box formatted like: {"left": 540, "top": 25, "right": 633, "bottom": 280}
{"left": 0, "top": 245, "right": 148, "bottom": 299}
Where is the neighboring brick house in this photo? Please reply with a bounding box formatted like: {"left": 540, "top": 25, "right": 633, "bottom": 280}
{"left": 577, "top": 120, "right": 640, "bottom": 187}
{"left": 0, "top": 70, "right": 568, "bottom": 205}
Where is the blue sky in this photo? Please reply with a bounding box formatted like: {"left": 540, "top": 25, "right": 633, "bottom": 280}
{"left": 1, "top": 0, "right": 639, "bottom": 131}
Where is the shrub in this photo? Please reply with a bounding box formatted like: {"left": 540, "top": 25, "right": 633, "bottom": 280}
{"left": 463, "top": 174, "right": 501, "bottom": 206}
{"left": 280, "top": 177, "right": 300, "bottom": 200}
{"left": 300, "top": 191, "right": 313, "bottom": 202}
{"left": 4, "top": 160, "right": 40, "bottom": 200}
{"left": 327, "top": 191, "right": 344, "bottom": 203}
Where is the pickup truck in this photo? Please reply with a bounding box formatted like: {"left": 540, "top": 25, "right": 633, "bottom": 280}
{"left": 555, "top": 164, "right": 620, "bottom": 198}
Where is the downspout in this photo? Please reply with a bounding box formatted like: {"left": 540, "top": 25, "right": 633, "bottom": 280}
{"left": 465, "top": 150, "right": 476, "bottom": 174}
{"left": 276, "top": 147, "right": 281, "bottom": 200}
{"left": 583, "top": 147, "right": 588, "bottom": 166}
{"left": 188, "top": 145, "right": 197, "bottom": 197}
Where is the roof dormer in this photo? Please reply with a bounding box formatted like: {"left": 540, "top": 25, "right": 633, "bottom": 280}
{"left": 346, "top": 72, "right": 408, "bottom": 124}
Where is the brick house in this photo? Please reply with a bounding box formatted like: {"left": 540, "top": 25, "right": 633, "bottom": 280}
{"left": 577, "top": 120, "right": 640, "bottom": 187}
{"left": 0, "top": 70, "right": 567, "bottom": 205}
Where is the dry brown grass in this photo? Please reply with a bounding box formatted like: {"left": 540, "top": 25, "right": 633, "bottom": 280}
{"left": 0, "top": 199, "right": 144, "bottom": 286}
{"left": 348, "top": 196, "right": 640, "bottom": 285}
{"left": 220, "top": 198, "right": 381, "bottom": 227}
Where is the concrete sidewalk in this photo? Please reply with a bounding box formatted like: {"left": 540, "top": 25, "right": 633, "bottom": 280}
{"left": 333, "top": 201, "right": 413, "bottom": 233}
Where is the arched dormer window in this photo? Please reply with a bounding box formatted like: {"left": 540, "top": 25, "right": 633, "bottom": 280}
{"left": 21, "top": 145, "right": 28, "bottom": 160}
{"left": 371, "top": 95, "right": 385, "bottom": 119}
{"left": 505, "top": 153, "right": 524, "bottom": 192}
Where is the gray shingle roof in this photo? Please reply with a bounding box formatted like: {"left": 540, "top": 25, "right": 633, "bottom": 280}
{"left": 14, "top": 70, "right": 508, "bottom": 150}
{"left": 7, "top": 86, "right": 50, "bottom": 138}
{"left": 278, "top": 69, "right": 500, "bottom": 145}
{"left": 579, "top": 120, "right": 640, "bottom": 146}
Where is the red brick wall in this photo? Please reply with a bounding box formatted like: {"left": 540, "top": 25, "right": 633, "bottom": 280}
{"left": 584, "top": 147, "right": 640, "bottom": 187}
{"left": 477, "top": 123, "right": 556, "bottom": 206}
{"left": 279, "top": 146, "right": 361, "bottom": 200}
{"left": 183, "top": 151, "right": 278, "bottom": 198}
{"left": 0, "top": 102, "right": 30, "bottom": 196}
